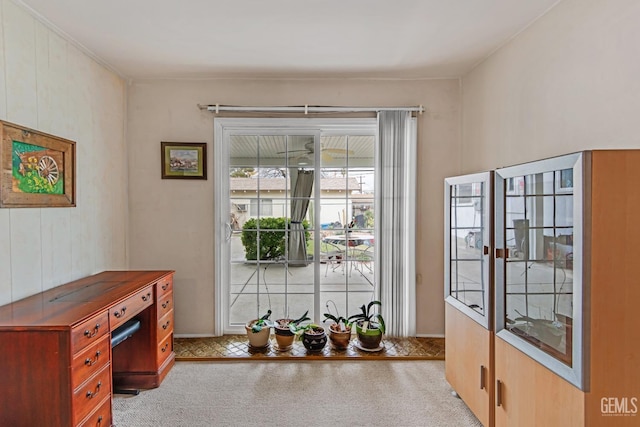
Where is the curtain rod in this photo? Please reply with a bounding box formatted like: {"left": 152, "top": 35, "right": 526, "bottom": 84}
{"left": 197, "top": 104, "right": 423, "bottom": 114}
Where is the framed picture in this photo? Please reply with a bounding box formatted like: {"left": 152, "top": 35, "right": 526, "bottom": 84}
{"left": 161, "top": 142, "right": 207, "bottom": 180}
{"left": 0, "top": 120, "right": 76, "bottom": 208}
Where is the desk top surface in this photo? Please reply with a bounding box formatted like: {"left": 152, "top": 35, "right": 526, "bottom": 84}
{"left": 0, "top": 270, "right": 173, "bottom": 329}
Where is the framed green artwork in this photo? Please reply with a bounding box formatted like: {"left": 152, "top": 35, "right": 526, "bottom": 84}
{"left": 0, "top": 120, "right": 76, "bottom": 208}
{"left": 161, "top": 142, "right": 207, "bottom": 180}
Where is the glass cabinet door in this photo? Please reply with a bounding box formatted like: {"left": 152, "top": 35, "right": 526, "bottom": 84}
{"left": 444, "top": 172, "right": 493, "bottom": 329}
{"left": 495, "top": 152, "right": 586, "bottom": 389}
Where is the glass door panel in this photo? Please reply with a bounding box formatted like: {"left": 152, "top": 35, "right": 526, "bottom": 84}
{"left": 319, "top": 134, "right": 376, "bottom": 321}
{"left": 503, "top": 171, "right": 574, "bottom": 365}
{"left": 229, "top": 134, "right": 315, "bottom": 325}
{"left": 223, "top": 123, "right": 378, "bottom": 332}
{"left": 444, "top": 172, "right": 493, "bottom": 329}
{"left": 495, "top": 152, "right": 584, "bottom": 389}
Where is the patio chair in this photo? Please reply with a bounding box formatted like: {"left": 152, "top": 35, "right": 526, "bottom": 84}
{"left": 353, "top": 244, "right": 374, "bottom": 275}
{"left": 320, "top": 241, "right": 346, "bottom": 277}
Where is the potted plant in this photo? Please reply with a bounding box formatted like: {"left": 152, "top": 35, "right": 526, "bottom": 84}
{"left": 323, "top": 313, "right": 352, "bottom": 350}
{"left": 274, "top": 310, "right": 310, "bottom": 351}
{"left": 244, "top": 309, "right": 273, "bottom": 349}
{"left": 296, "top": 323, "right": 328, "bottom": 353}
{"left": 348, "top": 300, "right": 385, "bottom": 351}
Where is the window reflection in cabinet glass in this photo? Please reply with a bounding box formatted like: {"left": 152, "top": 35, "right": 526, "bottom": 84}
{"left": 504, "top": 169, "right": 574, "bottom": 365}
{"left": 449, "top": 181, "right": 486, "bottom": 314}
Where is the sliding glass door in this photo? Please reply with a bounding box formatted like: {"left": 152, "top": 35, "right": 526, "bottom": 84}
{"left": 215, "top": 118, "right": 377, "bottom": 334}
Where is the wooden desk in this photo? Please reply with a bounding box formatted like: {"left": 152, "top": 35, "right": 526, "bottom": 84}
{"left": 0, "top": 270, "right": 175, "bottom": 426}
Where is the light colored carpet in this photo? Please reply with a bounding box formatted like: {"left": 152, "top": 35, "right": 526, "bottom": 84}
{"left": 113, "top": 360, "right": 482, "bottom": 427}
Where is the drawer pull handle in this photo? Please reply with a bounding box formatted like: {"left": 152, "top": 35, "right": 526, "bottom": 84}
{"left": 162, "top": 283, "right": 170, "bottom": 291}
{"left": 162, "top": 320, "right": 171, "bottom": 330}
{"left": 85, "top": 350, "right": 101, "bottom": 366}
{"left": 162, "top": 300, "right": 170, "bottom": 309}
{"left": 113, "top": 307, "right": 127, "bottom": 318}
{"left": 86, "top": 381, "right": 102, "bottom": 399}
{"left": 141, "top": 292, "right": 151, "bottom": 302}
{"left": 496, "top": 379, "right": 503, "bottom": 407}
{"left": 84, "top": 324, "right": 101, "bottom": 338}
{"left": 480, "top": 365, "right": 486, "bottom": 390}
{"left": 161, "top": 342, "right": 170, "bottom": 353}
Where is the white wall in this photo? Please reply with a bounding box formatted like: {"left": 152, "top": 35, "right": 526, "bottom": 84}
{"left": 10, "top": 0, "right": 633, "bottom": 338}
{"left": 462, "top": 0, "right": 640, "bottom": 172}
{"left": 127, "top": 78, "right": 461, "bottom": 336}
{"left": 0, "top": 0, "right": 128, "bottom": 305}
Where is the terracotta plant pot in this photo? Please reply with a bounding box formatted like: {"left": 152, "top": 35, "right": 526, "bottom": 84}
{"left": 328, "top": 324, "right": 352, "bottom": 350}
{"left": 274, "top": 319, "right": 295, "bottom": 351}
{"left": 245, "top": 319, "right": 271, "bottom": 349}
{"left": 302, "top": 326, "right": 327, "bottom": 352}
{"left": 355, "top": 321, "right": 383, "bottom": 350}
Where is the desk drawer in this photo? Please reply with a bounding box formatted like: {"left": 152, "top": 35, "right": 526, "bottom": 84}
{"left": 157, "top": 275, "right": 173, "bottom": 299}
{"left": 157, "top": 333, "right": 173, "bottom": 366}
{"left": 73, "top": 364, "right": 111, "bottom": 425}
{"left": 77, "top": 395, "right": 111, "bottom": 427}
{"left": 72, "top": 334, "right": 111, "bottom": 390}
{"left": 157, "top": 291, "right": 173, "bottom": 319}
{"left": 109, "top": 286, "right": 153, "bottom": 330}
{"left": 72, "top": 311, "right": 110, "bottom": 353}
{"left": 157, "top": 310, "right": 173, "bottom": 343}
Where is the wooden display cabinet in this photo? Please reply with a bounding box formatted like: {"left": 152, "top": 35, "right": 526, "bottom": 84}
{"left": 494, "top": 150, "right": 640, "bottom": 426}
{"left": 444, "top": 171, "right": 494, "bottom": 426}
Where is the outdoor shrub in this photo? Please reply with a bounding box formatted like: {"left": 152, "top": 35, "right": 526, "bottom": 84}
{"left": 241, "top": 217, "right": 310, "bottom": 260}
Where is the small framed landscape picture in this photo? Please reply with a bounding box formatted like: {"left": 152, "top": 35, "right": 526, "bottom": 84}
{"left": 161, "top": 142, "right": 207, "bottom": 180}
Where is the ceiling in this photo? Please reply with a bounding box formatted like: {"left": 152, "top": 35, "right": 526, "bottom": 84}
{"left": 230, "top": 135, "right": 374, "bottom": 168}
{"left": 18, "top": 0, "right": 561, "bottom": 79}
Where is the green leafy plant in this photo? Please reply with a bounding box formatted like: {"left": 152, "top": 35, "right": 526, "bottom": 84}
{"left": 294, "top": 323, "right": 324, "bottom": 340}
{"left": 348, "top": 300, "right": 385, "bottom": 334}
{"left": 274, "top": 310, "right": 311, "bottom": 333}
{"left": 364, "top": 210, "right": 374, "bottom": 228}
{"left": 250, "top": 309, "right": 273, "bottom": 333}
{"left": 323, "top": 313, "right": 351, "bottom": 332}
{"left": 288, "top": 310, "right": 311, "bottom": 333}
{"left": 241, "top": 217, "right": 310, "bottom": 260}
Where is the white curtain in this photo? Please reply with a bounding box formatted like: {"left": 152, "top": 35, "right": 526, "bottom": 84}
{"left": 376, "top": 111, "right": 417, "bottom": 337}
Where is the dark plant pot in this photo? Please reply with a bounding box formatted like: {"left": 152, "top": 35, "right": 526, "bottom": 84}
{"left": 274, "top": 319, "right": 295, "bottom": 350}
{"left": 328, "top": 324, "right": 352, "bottom": 350}
{"left": 355, "top": 321, "right": 383, "bottom": 349}
{"left": 302, "top": 327, "right": 327, "bottom": 352}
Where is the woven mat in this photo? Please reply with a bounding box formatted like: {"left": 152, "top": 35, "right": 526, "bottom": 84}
{"left": 174, "top": 335, "right": 445, "bottom": 361}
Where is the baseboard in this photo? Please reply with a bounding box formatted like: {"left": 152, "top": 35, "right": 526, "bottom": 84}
{"left": 174, "top": 333, "right": 222, "bottom": 338}
{"left": 175, "top": 333, "right": 445, "bottom": 339}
